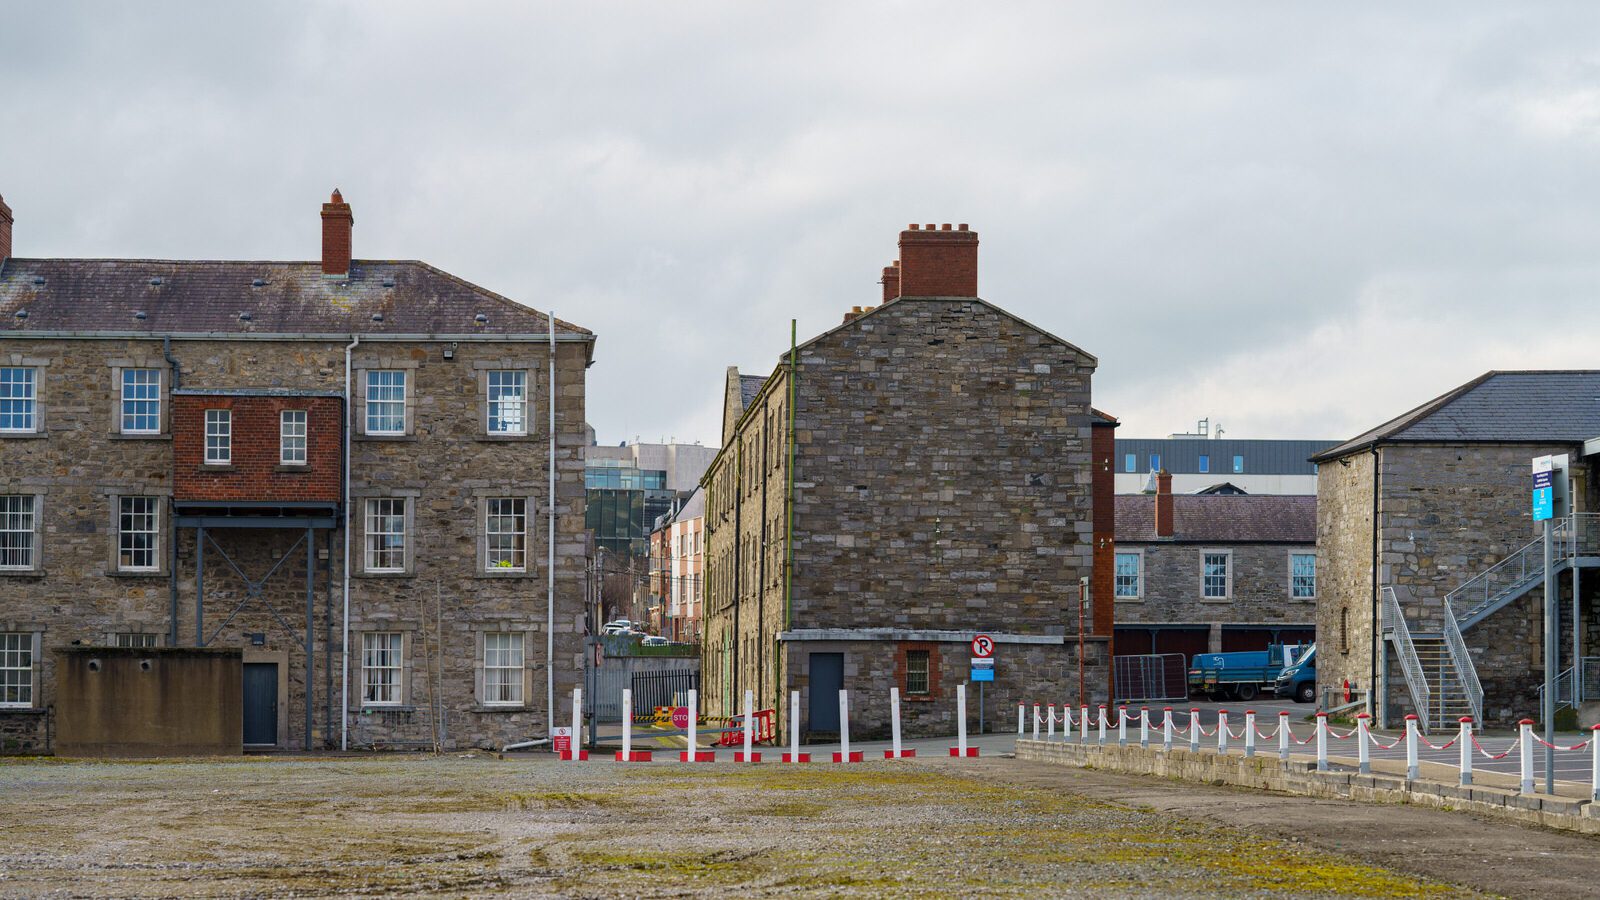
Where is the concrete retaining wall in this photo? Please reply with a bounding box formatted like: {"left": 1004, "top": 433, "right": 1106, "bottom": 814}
{"left": 1016, "top": 738, "right": 1600, "bottom": 836}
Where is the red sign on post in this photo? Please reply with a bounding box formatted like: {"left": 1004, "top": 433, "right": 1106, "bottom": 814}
{"left": 671, "top": 706, "right": 690, "bottom": 730}
{"left": 971, "top": 634, "right": 995, "bottom": 658}
{"left": 552, "top": 726, "right": 572, "bottom": 755}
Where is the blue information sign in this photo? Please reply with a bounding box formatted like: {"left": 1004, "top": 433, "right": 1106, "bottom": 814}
{"left": 970, "top": 658, "right": 995, "bottom": 682}
{"left": 1533, "top": 469, "right": 1554, "bottom": 521}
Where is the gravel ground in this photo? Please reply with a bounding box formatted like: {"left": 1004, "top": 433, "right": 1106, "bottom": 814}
{"left": 0, "top": 754, "right": 1470, "bottom": 898}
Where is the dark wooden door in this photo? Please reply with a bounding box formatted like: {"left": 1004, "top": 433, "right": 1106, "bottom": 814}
{"left": 243, "top": 663, "right": 278, "bottom": 746}
{"left": 808, "top": 653, "right": 844, "bottom": 733}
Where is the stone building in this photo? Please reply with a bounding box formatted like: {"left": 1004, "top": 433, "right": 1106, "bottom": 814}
{"left": 1312, "top": 371, "right": 1600, "bottom": 729}
{"left": 701, "top": 224, "right": 1111, "bottom": 740}
{"left": 1113, "top": 472, "right": 1316, "bottom": 695}
{"left": 0, "top": 190, "right": 594, "bottom": 753}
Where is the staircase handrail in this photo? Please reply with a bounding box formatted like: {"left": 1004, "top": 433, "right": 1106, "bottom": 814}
{"left": 1442, "top": 521, "right": 1566, "bottom": 619}
{"left": 1381, "top": 586, "right": 1430, "bottom": 716}
{"left": 1442, "top": 599, "right": 1483, "bottom": 725}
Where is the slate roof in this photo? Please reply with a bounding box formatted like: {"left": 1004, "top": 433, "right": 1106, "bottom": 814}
{"left": 1312, "top": 370, "right": 1600, "bottom": 462}
{"left": 739, "top": 374, "right": 768, "bottom": 407}
{"left": 0, "top": 258, "right": 590, "bottom": 338}
{"left": 1115, "top": 494, "right": 1316, "bottom": 544}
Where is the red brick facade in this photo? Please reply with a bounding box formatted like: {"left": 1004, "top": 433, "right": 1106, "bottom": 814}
{"left": 173, "top": 394, "right": 342, "bottom": 503}
{"left": 893, "top": 641, "right": 942, "bottom": 702}
{"left": 897, "top": 224, "right": 978, "bottom": 297}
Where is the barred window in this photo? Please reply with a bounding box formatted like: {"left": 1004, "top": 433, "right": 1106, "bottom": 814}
{"left": 362, "top": 632, "right": 403, "bottom": 706}
{"left": 1291, "top": 553, "right": 1317, "bottom": 599}
{"left": 0, "top": 367, "right": 37, "bottom": 432}
{"left": 0, "top": 495, "right": 36, "bottom": 570}
{"left": 1202, "top": 552, "right": 1230, "bottom": 599}
{"left": 118, "top": 496, "right": 160, "bottom": 571}
{"left": 280, "top": 410, "right": 307, "bottom": 465}
{"left": 365, "top": 370, "right": 406, "bottom": 434}
{"left": 485, "top": 498, "right": 527, "bottom": 571}
{"left": 0, "top": 633, "right": 32, "bottom": 707}
{"left": 906, "top": 650, "right": 930, "bottom": 695}
{"left": 483, "top": 632, "right": 523, "bottom": 705}
{"left": 115, "top": 633, "right": 158, "bottom": 648}
{"left": 487, "top": 370, "right": 527, "bottom": 434}
{"left": 204, "top": 409, "right": 231, "bottom": 464}
{"left": 120, "top": 369, "right": 161, "bottom": 434}
{"left": 364, "top": 499, "right": 407, "bottom": 572}
{"left": 1114, "top": 552, "right": 1141, "bottom": 598}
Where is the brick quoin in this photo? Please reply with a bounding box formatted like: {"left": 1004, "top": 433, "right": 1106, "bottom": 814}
{"left": 173, "top": 395, "right": 342, "bottom": 503}
{"left": 898, "top": 224, "right": 978, "bottom": 297}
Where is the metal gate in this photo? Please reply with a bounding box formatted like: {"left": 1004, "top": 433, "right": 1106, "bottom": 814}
{"left": 589, "top": 668, "right": 699, "bottom": 724}
{"left": 1113, "top": 653, "right": 1188, "bottom": 702}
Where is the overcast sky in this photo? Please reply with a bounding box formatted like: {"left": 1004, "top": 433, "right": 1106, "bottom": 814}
{"left": 4, "top": 3, "right": 1599, "bottom": 448}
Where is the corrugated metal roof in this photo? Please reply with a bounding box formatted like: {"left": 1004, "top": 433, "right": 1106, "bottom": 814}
{"left": 0, "top": 258, "right": 590, "bottom": 337}
{"left": 1114, "top": 438, "right": 1337, "bottom": 476}
{"left": 1313, "top": 370, "right": 1600, "bottom": 461}
{"left": 1116, "top": 494, "right": 1316, "bottom": 543}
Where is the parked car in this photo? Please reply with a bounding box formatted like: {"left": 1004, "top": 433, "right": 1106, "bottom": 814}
{"left": 1274, "top": 644, "right": 1317, "bottom": 703}
{"left": 601, "top": 619, "right": 636, "bottom": 635}
{"left": 641, "top": 635, "right": 669, "bottom": 647}
{"left": 1188, "top": 643, "right": 1309, "bottom": 702}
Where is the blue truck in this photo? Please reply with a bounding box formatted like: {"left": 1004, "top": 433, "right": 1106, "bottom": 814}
{"left": 1188, "top": 643, "right": 1309, "bottom": 702}
{"left": 1274, "top": 644, "right": 1317, "bottom": 703}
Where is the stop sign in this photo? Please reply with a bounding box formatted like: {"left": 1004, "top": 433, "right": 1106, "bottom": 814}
{"left": 671, "top": 706, "right": 690, "bottom": 730}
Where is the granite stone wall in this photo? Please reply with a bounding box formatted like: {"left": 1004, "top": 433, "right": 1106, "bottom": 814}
{"left": 1115, "top": 541, "right": 1317, "bottom": 634}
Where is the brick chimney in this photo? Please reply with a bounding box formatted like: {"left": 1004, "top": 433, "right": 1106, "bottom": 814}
{"left": 0, "top": 194, "right": 13, "bottom": 264}
{"left": 1154, "top": 471, "right": 1174, "bottom": 537}
{"left": 898, "top": 223, "right": 977, "bottom": 297}
{"left": 881, "top": 260, "right": 901, "bottom": 303}
{"left": 320, "top": 189, "right": 354, "bottom": 278}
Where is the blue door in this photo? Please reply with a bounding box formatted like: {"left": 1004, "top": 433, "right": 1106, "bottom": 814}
{"left": 808, "top": 653, "right": 844, "bottom": 734}
{"left": 243, "top": 663, "right": 278, "bottom": 746}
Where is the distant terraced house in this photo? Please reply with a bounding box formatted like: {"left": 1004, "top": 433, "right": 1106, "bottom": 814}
{"left": 0, "top": 190, "right": 594, "bottom": 753}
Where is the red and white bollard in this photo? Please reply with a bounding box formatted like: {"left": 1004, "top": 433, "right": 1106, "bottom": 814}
{"left": 1356, "top": 713, "right": 1371, "bottom": 775}
{"left": 782, "top": 690, "right": 810, "bottom": 763}
{"left": 561, "top": 686, "right": 589, "bottom": 761}
{"left": 1189, "top": 708, "right": 1200, "bottom": 753}
{"left": 1217, "top": 710, "right": 1229, "bottom": 755}
{"left": 1139, "top": 707, "right": 1150, "bottom": 750}
{"left": 1161, "top": 707, "right": 1173, "bottom": 752}
{"left": 1032, "top": 703, "right": 1041, "bottom": 742}
{"left": 833, "top": 689, "right": 863, "bottom": 762}
{"left": 1017, "top": 702, "right": 1025, "bottom": 736}
{"left": 679, "top": 688, "right": 714, "bottom": 763}
{"left": 1404, "top": 714, "right": 1419, "bottom": 782}
{"left": 884, "top": 687, "right": 915, "bottom": 758}
{"left": 1117, "top": 705, "right": 1128, "bottom": 747}
{"left": 950, "top": 683, "right": 979, "bottom": 757}
{"left": 1315, "top": 712, "right": 1329, "bottom": 772}
{"left": 1590, "top": 724, "right": 1600, "bottom": 802}
{"left": 1459, "top": 717, "right": 1473, "bottom": 786}
{"left": 1097, "top": 705, "right": 1107, "bottom": 746}
{"left": 1047, "top": 704, "right": 1056, "bottom": 740}
{"left": 614, "top": 687, "right": 652, "bottom": 762}
{"left": 1244, "top": 710, "right": 1256, "bottom": 759}
{"left": 1278, "top": 711, "right": 1291, "bottom": 761}
{"left": 1080, "top": 704, "right": 1090, "bottom": 745}
{"left": 735, "top": 689, "right": 761, "bottom": 763}
{"left": 1519, "top": 718, "right": 1535, "bottom": 794}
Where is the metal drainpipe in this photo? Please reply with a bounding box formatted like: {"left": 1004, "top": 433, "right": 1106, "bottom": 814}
{"left": 341, "top": 335, "right": 359, "bottom": 750}
{"left": 547, "top": 311, "right": 556, "bottom": 742}
{"left": 1370, "top": 443, "right": 1381, "bottom": 727}
{"left": 163, "top": 336, "right": 181, "bottom": 647}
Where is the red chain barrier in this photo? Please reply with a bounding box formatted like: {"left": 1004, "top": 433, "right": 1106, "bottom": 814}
{"left": 1471, "top": 734, "right": 1517, "bottom": 760}
{"left": 1533, "top": 736, "right": 1592, "bottom": 752}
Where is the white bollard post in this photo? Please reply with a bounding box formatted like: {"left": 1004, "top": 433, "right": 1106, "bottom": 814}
{"left": 681, "top": 688, "right": 707, "bottom": 762}
{"left": 1519, "top": 719, "right": 1535, "bottom": 794}
{"left": 1098, "top": 705, "right": 1107, "bottom": 746}
{"left": 1404, "top": 715, "right": 1419, "bottom": 782}
{"left": 1278, "top": 711, "right": 1290, "bottom": 761}
{"left": 784, "top": 690, "right": 808, "bottom": 763}
{"left": 1162, "top": 707, "right": 1173, "bottom": 752}
{"left": 1189, "top": 708, "right": 1200, "bottom": 753}
{"left": 1118, "top": 706, "right": 1128, "bottom": 747}
{"left": 1244, "top": 710, "right": 1256, "bottom": 759}
{"left": 1356, "top": 713, "right": 1371, "bottom": 775}
{"left": 569, "top": 686, "right": 585, "bottom": 761}
{"left": 621, "top": 687, "right": 632, "bottom": 760}
{"left": 1591, "top": 724, "right": 1600, "bottom": 802}
{"left": 954, "top": 683, "right": 970, "bottom": 757}
{"left": 836, "top": 689, "right": 858, "bottom": 762}
{"left": 1459, "top": 717, "right": 1473, "bottom": 786}
{"left": 889, "top": 687, "right": 903, "bottom": 758}
{"left": 1047, "top": 704, "right": 1056, "bottom": 740}
{"left": 1032, "top": 703, "right": 1041, "bottom": 742}
{"left": 1080, "top": 705, "right": 1089, "bottom": 745}
{"left": 1218, "top": 710, "right": 1229, "bottom": 754}
{"left": 738, "top": 689, "right": 758, "bottom": 763}
{"left": 1018, "top": 702, "right": 1025, "bottom": 736}
{"left": 1316, "top": 712, "right": 1329, "bottom": 772}
{"left": 1139, "top": 707, "right": 1150, "bottom": 750}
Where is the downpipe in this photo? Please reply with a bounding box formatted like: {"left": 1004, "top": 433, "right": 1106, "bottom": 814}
{"left": 341, "top": 335, "right": 359, "bottom": 750}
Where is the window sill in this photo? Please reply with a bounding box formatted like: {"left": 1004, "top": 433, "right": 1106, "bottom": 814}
{"left": 475, "top": 434, "right": 539, "bottom": 442}
{"left": 356, "top": 571, "right": 413, "bottom": 579}
{"left": 0, "top": 570, "right": 44, "bottom": 579}
{"left": 477, "top": 570, "right": 537, "bottom": 579}
{"left": 1114, "top": 597, "right": 1144, "bottom": 603}
{"left": 1200, "top": 597, "right": 1233, "bottom": 603}
{"left": 0, "top": 431, "right": 47, "bottom": 439}
{"left": 354, "top": 434, "right": 418, "bottom": 442}
{"left": 109, "top": 570, "right": 167, "bottom": 579}
{"left": 0, "top": 707, "right": 45, "bottom": 715}
{"left": 199, "top": 464, "right": 236, "bottom": 472}
{"left": 903, "top": 694, "right": 937, "bottom": 703}
{"left": 275, "top": 464, "right": 311, "bottom": 473}
{"left": 359, "top": 705, "right": 415, "bottom": 714}
{"left": 471, "top": 704, "right": 530, "bottom": 714}
{"left": 111, "top": 433, "right": 171, "bottom": 441}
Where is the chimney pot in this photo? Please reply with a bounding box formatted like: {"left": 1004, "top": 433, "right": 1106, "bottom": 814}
{"left": 908, "top": 223, "right": 919, "bottom": 230}
{"left": 1155, "top": 471, "right": 1175, "bottom": 537}
{"left": 941, "top": 223, "right": 952, "bottom": 231}
{"left": 924, "top": 223, "right": 936, "bottom": 230}
{"left": 320, "top": 188, "right": 354, "bottom": 278}
{"left": 0, "top": 193, "right": 13, "bottom": 263}
{"left": 958, "top": 224, "right": 968, "bottom": 231}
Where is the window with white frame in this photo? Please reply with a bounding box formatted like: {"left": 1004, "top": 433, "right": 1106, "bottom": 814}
{"left": 482, "top": 632, "right": 523, "bottom": 705}
{"left": 365, "top": 370, "right": 406, "bottom": 434}
{"left": 1291, "top": 553, "right": 1317, "bottom": 599}
{"left": 280, "top": 410, "right": 307, "bottom": 464}
{"left": 1202, "top": 552, "right": 1230, "bottom": 599}
{"left": 1114, "top": 552, "right": 1142, "bottom": 598}
{"left": 0, "top": 495, "right": 36, "bottom": 570}
{"left": 118, "top": 496, "right": 159, "bottom": 571}
{"left": 361, "top": 632, "right": 404, "bottom": 706}
{"left": 115, "top": 633, "right": 158, "bottom": 648}
{"left": 484, "top": 498, "right": 527, "bottom": 570}
{"left": 0, "top": 633, "right": 32, "bottom": 707}
{"left": 120, "top": 369, "right": 161, "bottom": 434}
{"left": 364, "top": 499, "right": 407, "bottom": 572}
{"left": 487, "top": 370, "right": 527, "bottom": 435}
{"left": 0, "top": 367, "right": 37, "bottom": 433}
{"left": 204, "top": 409, "right": 231, "bottom": 464}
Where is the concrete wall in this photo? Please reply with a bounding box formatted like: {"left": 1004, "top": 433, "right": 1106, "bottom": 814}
{"left": 54, "top": 647, "right": 242, "bottom": 757}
